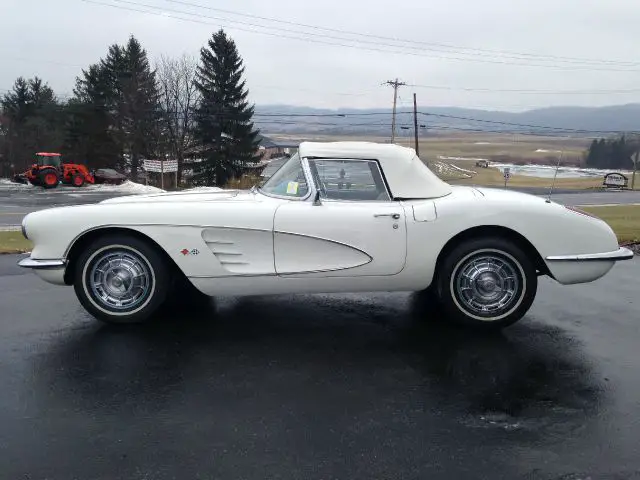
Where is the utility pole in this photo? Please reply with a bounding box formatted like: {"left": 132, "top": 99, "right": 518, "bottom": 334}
{"left": 413, "top": 93, "right": 419, "bottom": 156}
{"left": 632, "top": 150, "right": 639, "bottom": 191}
{"left": 383, "top": 78, "right": 406, "bottom": 143}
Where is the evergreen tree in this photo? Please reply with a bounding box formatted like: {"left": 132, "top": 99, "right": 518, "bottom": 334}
{"left": 65, "top": 36, "right": 160, "bottom": 176}
{"left": 103, "top": 37, "right": 161, "bottom": 177}
{"left": 585, "top": 135, "right": 636, "bottom": 170}
{"left": 65, "top": 63, "right": 119, "bottom": 168}
{"left": 194, "top": 29, "right": 261, "bottom": 186}
{"left": 1, "top": 76, "right": 64, "bottom": 172}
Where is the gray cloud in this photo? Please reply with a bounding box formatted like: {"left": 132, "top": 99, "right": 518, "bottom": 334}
{"left": 1, "top": 0, "right": 639, "bottom": 111}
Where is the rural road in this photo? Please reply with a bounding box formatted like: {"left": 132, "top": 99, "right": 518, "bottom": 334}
{"left": 1, "top": 183, "right": 639, "bottom": 228}
{"left": 0, "top": 254, "right": 639, "bottom": 479}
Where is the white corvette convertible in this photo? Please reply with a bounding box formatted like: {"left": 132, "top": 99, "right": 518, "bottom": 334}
{"left": 18, "top": 142, "right": 633, "bottom": 329}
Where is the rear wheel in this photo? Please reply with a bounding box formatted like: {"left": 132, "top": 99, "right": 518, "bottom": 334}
{"left": 73, "top": 234, "right": 170, "bottom": 324}
{"left": 435, "top": 237, "right": 537, "bottom": 330}
{"left": 39, "top": 168, "right": 60, "bottom": 189}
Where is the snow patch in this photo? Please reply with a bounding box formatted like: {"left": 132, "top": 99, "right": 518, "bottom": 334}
{"left": 431, "top": 161, "right": 476, "bottom": 179}
{"left": 87, "top": 181, "right": 165, "bottom": 194}
{"left": 0, "top": 179, "right": 33, "bottom": 190}
{"left": 491, "top": 162, "right": 634, "bottom": 179}
{"left": 438, "top": 155, "right": 490, "bottom": 162}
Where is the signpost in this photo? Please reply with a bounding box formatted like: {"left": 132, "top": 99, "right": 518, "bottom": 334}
{"left": 143, "top": 159, "right": 178, "bottom": 190}
{"left": 503, "top": 167, "right": 511, "bottom": 188}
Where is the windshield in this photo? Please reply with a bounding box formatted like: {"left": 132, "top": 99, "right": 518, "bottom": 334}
{"left": 259, "top": 153, "right": 309, "bottom": 198}
{"left": 36, "top": 155, "right": 61, "bottom": 168}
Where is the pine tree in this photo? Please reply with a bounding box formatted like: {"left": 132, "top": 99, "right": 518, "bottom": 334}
{"left": 65, "top": 63, "right": 120, "bottom": 168}
{"left": 105, "top": 37, "right": 161, "bottom": 177}
{"left": 65, "top": 36, "right": 160, "bottom": 175}
{"left": 194, "top": 29, "right": 261, "bottom": 186}
{"left": 1, "top": 76, "right": 64, "bottom": 172}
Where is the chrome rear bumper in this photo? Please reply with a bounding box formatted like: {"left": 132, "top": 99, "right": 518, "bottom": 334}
{"left": 17, "top": 257, "right": 66, "bottom": 269}
{"left": 546, "top": 247, "right": 635, "bottom": 262}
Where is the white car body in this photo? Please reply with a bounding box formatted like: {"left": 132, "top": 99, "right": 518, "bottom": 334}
{"left": 19, "top": 142, "right": 633, "bottom": 326}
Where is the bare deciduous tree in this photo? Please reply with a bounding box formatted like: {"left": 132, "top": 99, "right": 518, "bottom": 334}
{"left": 156, "top": 53, "right": 199, "bottom": 184}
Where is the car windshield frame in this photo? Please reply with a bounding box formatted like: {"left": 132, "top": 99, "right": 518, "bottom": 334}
{"left": 258, "top": 153, "right": 311, "bottom": 200}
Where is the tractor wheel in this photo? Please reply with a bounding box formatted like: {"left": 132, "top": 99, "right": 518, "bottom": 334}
{"left": 39, "top": 168, "right": 60, "bottom": 189}
{"left": 71, "top": 174, "right": 85, "bottom": 187}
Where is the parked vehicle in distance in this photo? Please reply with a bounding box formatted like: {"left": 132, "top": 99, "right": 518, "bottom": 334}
{"left": 94, "top": 168, "right": 128, "bottom": 185}
{"left": 18, "top": 142, "right": 634, "bottom": 329}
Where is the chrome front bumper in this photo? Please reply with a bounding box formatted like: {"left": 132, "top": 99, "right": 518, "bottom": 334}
{"left": 17, "top": 257, "right": 66, "bottom": 269}
{"left": 546, "top": 247, "right": 635, "bottom": 262}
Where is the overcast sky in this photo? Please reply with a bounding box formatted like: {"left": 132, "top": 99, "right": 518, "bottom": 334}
{"left": 1, "top": 0, "right": 639, "bottom": 111}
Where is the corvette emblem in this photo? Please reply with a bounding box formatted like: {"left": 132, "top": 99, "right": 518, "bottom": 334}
{"left": 180, "top": 248, "right": 199, "bottom": 256}
{"left": 180, "top": 249, "right": 190, "bottom": 255}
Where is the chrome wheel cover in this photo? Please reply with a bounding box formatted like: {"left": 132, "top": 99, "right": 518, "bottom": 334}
{"left": 88, "top": 249, "right": 152, "bottom": 311}
{"left": 453, "top": 252, "right": 523, "bottom": 319}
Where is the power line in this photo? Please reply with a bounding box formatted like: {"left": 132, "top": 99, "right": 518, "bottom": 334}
{"left": 160, "top": 0, "right": 640, "bottom": 68}
{"left": 81, "top": 0, "right": 640, "bottom": 72}
{"left": 408, "top": 83, "right": 640, "bottom": 95}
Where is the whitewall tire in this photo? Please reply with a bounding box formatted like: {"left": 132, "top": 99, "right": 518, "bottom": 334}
{"left": 73, "top": 234, "right": 170, "bottom": 324}
{"left": 436, "top": 237, "right": 537, "bottom": 330}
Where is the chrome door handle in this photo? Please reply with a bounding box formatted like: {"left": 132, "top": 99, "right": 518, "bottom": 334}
{"left": 374, "top": 213, "right": 400, "bottom": 219}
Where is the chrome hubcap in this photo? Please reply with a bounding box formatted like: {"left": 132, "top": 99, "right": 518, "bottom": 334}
{"left": 454, "top": 253, "right": 521, "bottom": 317}
{"left": 89, "top": 250, "right": 152, "bottom": 310}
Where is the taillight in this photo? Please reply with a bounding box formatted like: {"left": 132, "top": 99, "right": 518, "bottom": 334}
{"left": 565, "top": 205, "right": 602, "bottom": 220}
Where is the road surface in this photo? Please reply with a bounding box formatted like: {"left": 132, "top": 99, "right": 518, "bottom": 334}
{"left": 0, "top": 254, "right": 639, "bottom": 479}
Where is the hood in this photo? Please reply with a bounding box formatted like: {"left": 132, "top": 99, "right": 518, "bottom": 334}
{"left": 100, "top": 188, "right": 256, "bottom": 205}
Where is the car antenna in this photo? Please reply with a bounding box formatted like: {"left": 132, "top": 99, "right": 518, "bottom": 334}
{"left": 546, "top": 149, "right": 564, "bottom": 203}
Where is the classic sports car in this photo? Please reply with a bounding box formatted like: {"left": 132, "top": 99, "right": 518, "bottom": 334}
{"left": 18, "top": 142, "right": 634, "bottom": 329}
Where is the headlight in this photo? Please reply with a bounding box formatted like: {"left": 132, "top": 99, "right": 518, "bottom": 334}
{"left": 21, "top": 219, "right": 29, "bottom": 240}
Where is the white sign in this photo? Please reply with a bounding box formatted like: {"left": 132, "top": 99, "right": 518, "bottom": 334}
{"left": 603, "top": 172, "right": 627, "bottom": 187}
{"left": 503, "top": 167, "right": 511, "bottom": 181}
{"left": 143, "top": 159, "right": 178, "bottom": 173}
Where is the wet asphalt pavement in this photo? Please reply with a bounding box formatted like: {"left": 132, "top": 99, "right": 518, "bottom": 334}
{"left": 1, "top": 254, "right": 639, "bottom": 479}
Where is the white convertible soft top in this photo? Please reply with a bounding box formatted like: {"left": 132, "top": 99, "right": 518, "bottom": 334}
{"left": 298, "top": 141, "right": 452, "bottom": 199}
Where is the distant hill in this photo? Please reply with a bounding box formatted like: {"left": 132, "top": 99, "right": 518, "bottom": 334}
{"left": 253, "top": 103, "right": 640, "bottom": 136}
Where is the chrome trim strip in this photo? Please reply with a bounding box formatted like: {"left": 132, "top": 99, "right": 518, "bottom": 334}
{"left": 18, "top": 257, "right": 66, "bottom": 269}
{"left": 546, "top": 247, "right": 635, "bottom": 262}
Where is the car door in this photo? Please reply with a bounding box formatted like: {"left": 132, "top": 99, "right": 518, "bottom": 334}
{"left": 273, "top": 158, "right": 407, "bottom": 277}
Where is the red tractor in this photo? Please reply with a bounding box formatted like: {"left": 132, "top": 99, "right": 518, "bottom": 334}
{"left": 13, "top": 152, "right": 95, "bottom": 189}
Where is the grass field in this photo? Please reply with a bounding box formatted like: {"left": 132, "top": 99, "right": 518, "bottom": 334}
{"left": 273, "top": 132, "right": 590, "bottom": 164}
{"left": 581, "top": 205, "right": 640, "bottom": 243}
{"left": 0, "top": 231, "right": 32, "bottom": 254}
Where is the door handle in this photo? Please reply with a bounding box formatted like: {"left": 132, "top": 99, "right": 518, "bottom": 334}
{"left": 374, "top": 213, "right": 401, "bottom": 219}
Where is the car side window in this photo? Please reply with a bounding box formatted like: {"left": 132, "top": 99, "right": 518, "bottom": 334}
{"left": 308, "top": 159, "right": 391, "bottom": 201}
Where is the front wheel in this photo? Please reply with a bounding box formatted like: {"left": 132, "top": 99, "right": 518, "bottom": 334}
{"left": 71, "top": 173, "right": 85, "bottom": 187}
{"left": 435, "top": 237, "right": 538, "bottom": 330}
{"left": 73, "top": 234, "right": 171, "bottom": 324}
